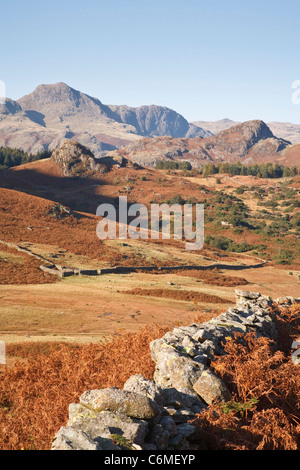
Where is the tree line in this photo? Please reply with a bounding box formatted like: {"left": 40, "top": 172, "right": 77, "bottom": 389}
{"left": 0, "top": 147, "right": 51, "bottom": 171}
{"left": 155, "top": 159, "right": 299, "bottom": 178}
{"left": 200, "top": 161, "right": 299, "bottom": 178}
{"left": 155, "top": 160, "right": 192, "bottom": 171}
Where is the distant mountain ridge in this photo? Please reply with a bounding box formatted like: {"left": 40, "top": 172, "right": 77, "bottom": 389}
{"left": 195, "top": 119, "right": 300, "bottom": 144}
{"left": 0, "top": 82, "right": 210, "bottom": 157}
{"left": 193, "top": 119, "right": 238, "bottom": 135}
{"left": 108, "top": 119, "right": 297, "bottom": 168}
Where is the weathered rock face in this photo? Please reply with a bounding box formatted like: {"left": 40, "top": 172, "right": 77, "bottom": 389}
{"left": 65, "top": 406, "right": 148, "bottom": 450}
{"left": 46, "top": 203, "right": 73, "bottom": 219}
{"left": 51, "top": 140, "right": 112, "bottom": 177}
{"left": 108, "top": 104, "right": 210, "bottom": 139}
{"left": 51, "top": 427, "right": 100, "bottom": 451}
{"left": 51, "top": 290, "right": 299, "bottom": 451}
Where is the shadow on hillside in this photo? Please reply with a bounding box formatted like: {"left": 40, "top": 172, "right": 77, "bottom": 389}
{"left": 0, "top": 167, "right": 118, "bottom": 216}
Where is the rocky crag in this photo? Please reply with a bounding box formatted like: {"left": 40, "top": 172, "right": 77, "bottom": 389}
{"left": 108, "top": 104, "right": 211, "bottom": 139}
{"left": 51, "top": 290, "right": 298, "bottom": 451}
{"left": 51, "top": 140, "right": 109, "bottom": 177}
{"left": 51, "top": 140, "right": 125, "bottom": 177}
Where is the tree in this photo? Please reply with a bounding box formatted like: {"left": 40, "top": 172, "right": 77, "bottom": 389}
{"left": 0, "top": 147, "right": 51, "bottom": 170}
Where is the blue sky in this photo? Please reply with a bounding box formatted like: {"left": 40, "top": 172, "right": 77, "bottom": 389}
{"left": 1, "top": 0, "right": 300, "bottom": 123}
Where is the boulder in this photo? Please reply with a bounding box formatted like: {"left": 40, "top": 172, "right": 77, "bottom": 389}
{"left": 51, "top": 427, "right": 100, "bottom": 450}
{"left": 80, "top": 387, "right": 159, "bottom": 419}
{"left": 123, "top": 374, "right": 164, "bottom": 407}
{"left": 193, "top": 369, "right": 231, "bottom": 405}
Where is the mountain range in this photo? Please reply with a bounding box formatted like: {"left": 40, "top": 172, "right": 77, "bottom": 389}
{"left": 0, "top": 82, "right": 211, "bottom": 157}
{"left": 0, "top": 82, "right": 299, "bottom": 168}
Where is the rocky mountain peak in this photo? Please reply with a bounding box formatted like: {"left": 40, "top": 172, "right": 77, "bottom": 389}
{"left": 17, "top": 82, "right": 111, "bottom": 122}
{"left": 207, "top": 119, "right": 289, "bottom": 161}
{"left": 109, "top": 104, "right": 190, "bottom": 138}
{"left": 217, "top": 119, "right": 274, "bottom": 142}
{"left": 19, "top": 82, "right": 79, "bottom": 108}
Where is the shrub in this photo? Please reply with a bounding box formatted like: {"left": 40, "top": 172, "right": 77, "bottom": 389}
{"left": 274, "top": 249, "right": 294, "bottom": 265}
{"left": 205, "top": 235, "right": 255, "bottom": 253}
{"left": 155, "top": 160, "right": 192, "bottom": 171}
{"left": 165, "top": 195, "right": 186, "bottom": 205}
{"left": 235, "top": 187, "right": 245, "bottom": 194}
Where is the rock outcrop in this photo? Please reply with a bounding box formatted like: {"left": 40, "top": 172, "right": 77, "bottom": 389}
{"left": 51, "top": 140, "right": 123, "bottom": 177}
{"left": 51, "top": 290, "right": 299, "bottom": 451}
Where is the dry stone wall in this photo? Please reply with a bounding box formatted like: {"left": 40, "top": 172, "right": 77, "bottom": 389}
{"left": 51, "top": 289, "right": 300, "bottom": 451}
{"left": 0, "top": 238, "right": 266, "bottom": 278}
{"left": 40, "top": 260, "right": 266, "bottom": 278}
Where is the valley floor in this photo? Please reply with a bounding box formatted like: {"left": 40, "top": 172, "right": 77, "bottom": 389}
{"left": 1, "top": 262, "right": 299, "bottom": 346}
